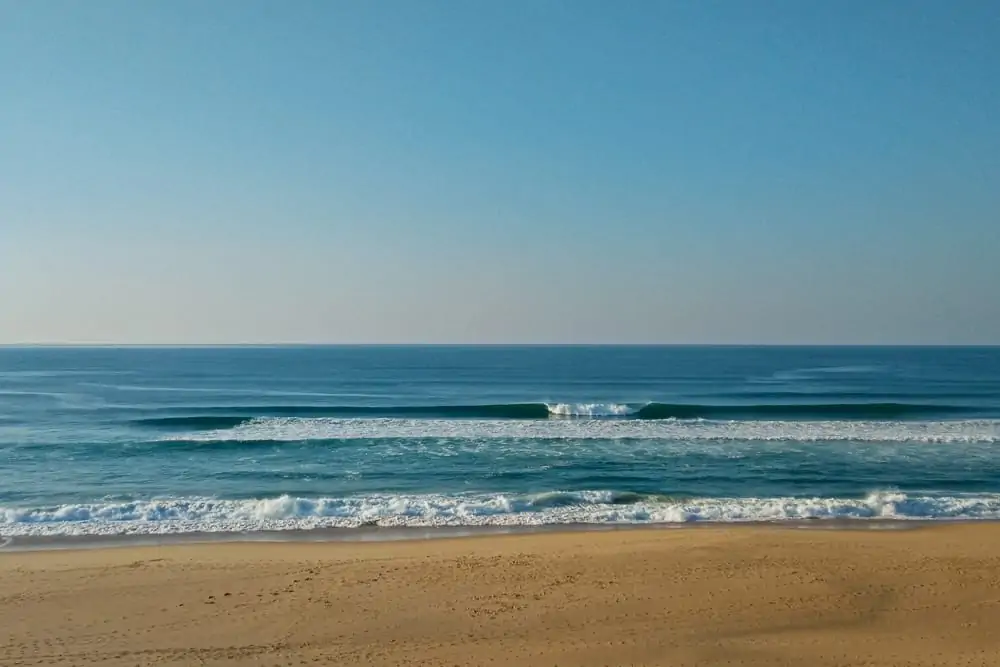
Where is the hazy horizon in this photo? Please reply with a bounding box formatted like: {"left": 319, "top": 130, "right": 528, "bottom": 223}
{"left": 3, "top": 342, "right": 1000, "bottom": 349}
{"left": 5, "top": 1, "right": 999, "bottom": 346}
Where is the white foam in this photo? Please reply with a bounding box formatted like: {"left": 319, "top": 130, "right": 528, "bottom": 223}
{"left": 172, "top": 417, "right": 1000, "bottom": 444}
{"left": 546, "top": 403, "right": 638, "bottom": 417}
{"left": 3, "top": 490, "right": 1000, "bottom": 537}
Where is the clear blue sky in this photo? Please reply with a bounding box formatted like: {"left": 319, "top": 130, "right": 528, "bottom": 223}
{"left": 3, "top": 0, "right": 998, "bottom": 344}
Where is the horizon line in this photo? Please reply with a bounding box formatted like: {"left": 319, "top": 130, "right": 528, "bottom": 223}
{"left": 2, "top": 342, "right": 999, "bottom": 349}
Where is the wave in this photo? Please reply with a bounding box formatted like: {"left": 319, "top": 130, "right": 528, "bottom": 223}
{"left": 165, "top": 417, "right": 1000, "bottom": 444}
{"left": 636, "top": 402, "right": 973, "bottom": 419}
{"left": 133, "top": 403, "right": 551, "bottom": 428}
{"left": 547, "top": 403, "right": 637, "bottom": 417}
{"left": 131, "top": 401, "right": 981, "bottom": 430}
{"left": 3, "top": 490, "right": 1000, "bottom": 536}
{"left": 709, "top": 390, "right": 996, "bottom": 401}
{"left": 137, "top": 415, "right": 255, "bottom": 430}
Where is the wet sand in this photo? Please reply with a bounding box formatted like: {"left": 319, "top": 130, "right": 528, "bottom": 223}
{"left": 2, "top": 524, "right": 999, "bottom": 665}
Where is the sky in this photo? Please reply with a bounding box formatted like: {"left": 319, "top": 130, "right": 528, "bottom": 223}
{"left": 2, "top": 0, "right": 999, "bottom": 345}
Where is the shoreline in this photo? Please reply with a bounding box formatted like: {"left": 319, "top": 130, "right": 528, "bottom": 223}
{"left": 0, "top": 517, "right": 938, "bottom": 552}
{"left": 2, "top": 523, "right": 999, "bottom": 666}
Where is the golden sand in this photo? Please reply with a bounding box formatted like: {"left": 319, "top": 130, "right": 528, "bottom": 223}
{"left": 2, "top": 525, "right": 999, "bottom": 665}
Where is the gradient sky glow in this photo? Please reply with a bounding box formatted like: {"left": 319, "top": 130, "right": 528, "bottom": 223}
{"left": 3, "top": 0, "right": 999, "bottom": 344}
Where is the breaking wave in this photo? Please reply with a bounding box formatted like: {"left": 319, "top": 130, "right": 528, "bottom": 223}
{"left": 164, "top": 417, "right": 1000, "bottom": 444}
{"left": 130, "top": 401, "right": 982, "bottom": 430}
{"left": 3, "top": 490, "right": 1000, "bottom": 536}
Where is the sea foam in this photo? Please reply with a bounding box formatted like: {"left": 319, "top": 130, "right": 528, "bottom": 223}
{"left": 3, "top": 490, "right": 1000, "bottom": 537}
{"left": 169, "top": 417, "right": 1000, "bottom": 444}
{"left": 546, "top": 403, "right": 638, "bottom": 417}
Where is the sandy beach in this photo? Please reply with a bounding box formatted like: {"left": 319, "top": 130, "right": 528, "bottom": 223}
{"left": 2, "top": 525, "right": 999, "bottom": 666}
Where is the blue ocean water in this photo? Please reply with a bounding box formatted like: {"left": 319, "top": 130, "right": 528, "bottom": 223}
{"left": 2, "top": 345, "right": 1000, "bottom": 537}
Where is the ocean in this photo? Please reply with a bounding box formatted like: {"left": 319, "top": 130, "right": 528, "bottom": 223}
{"left": 2, "top": 345, "right": 1000, "bottom": 538}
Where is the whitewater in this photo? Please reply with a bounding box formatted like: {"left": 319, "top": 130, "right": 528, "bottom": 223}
{"left": 6, "top": 491, "right": 1000, "bottom": 537}
{"left": 169, "top": 416, "right": 1000, "bottom": 444}
{"left": 3, "top": 345, "right": 1000, "bottom": 540}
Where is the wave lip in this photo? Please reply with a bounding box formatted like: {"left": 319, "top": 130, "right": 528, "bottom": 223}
{"left": 3, "top": 490, "right": 1000, "bottom": 536}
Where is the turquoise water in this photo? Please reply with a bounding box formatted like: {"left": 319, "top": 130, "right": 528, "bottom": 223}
{"left": 2, "top": 346, "right": 1000, "bottom": 536}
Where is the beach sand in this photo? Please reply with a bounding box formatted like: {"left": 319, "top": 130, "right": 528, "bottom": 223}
{"left": 2, "top": 525, "right": 999, "bottom": 666}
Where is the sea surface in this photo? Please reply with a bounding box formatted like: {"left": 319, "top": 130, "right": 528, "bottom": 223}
{"left": 2, "top": 345, "right": 1000, "bottom": 538}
